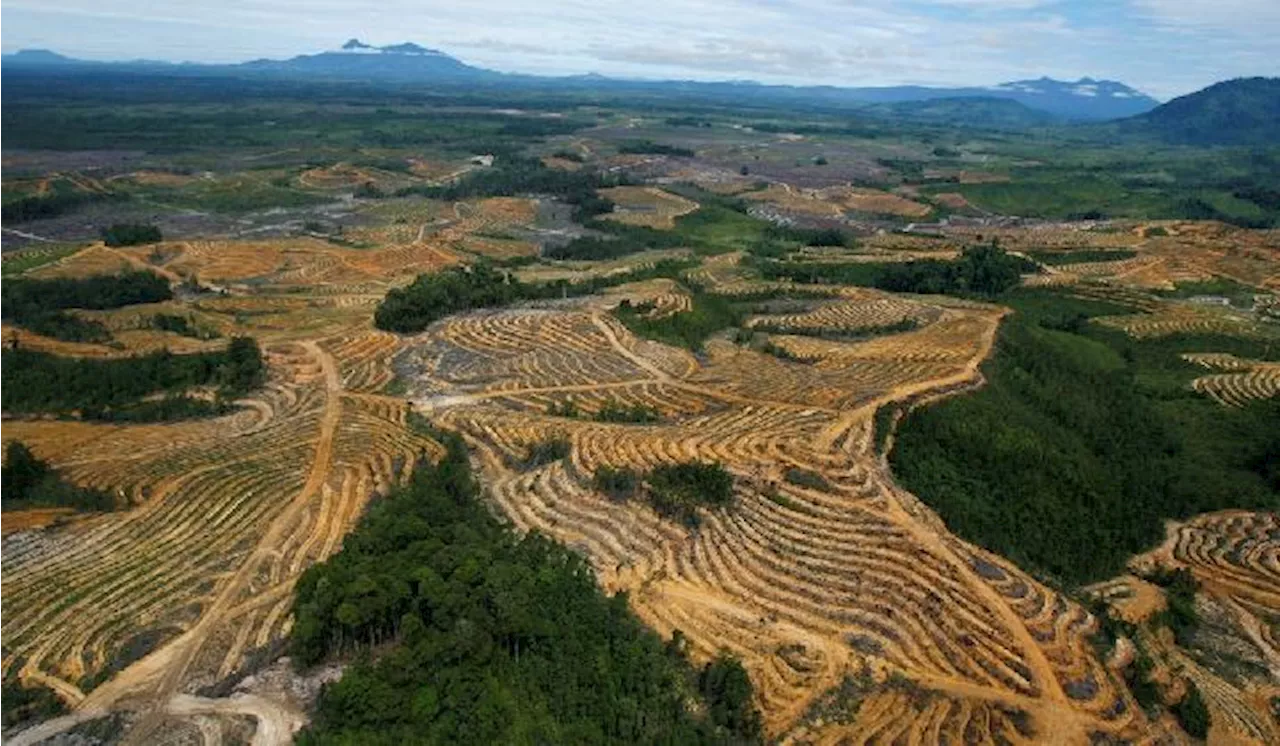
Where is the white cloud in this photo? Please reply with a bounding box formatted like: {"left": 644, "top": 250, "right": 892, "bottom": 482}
{"left": 1130, "top": 0, "right": 1280, "bottom": 35}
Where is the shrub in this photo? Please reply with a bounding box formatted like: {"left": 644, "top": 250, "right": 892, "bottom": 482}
{"left": 526, "top": 437, "right": 571, "bottom": 467}
{"left": 593, "top": 466, "right": 639, "bottom": 499}
{"left": 783, "top": 467, "right": 832, "bottom": 491}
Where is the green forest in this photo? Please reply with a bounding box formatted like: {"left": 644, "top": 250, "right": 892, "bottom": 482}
{"left": 2, "top": 337, "right": 266, "bottom": 421}
{"left": 292, "top": 433, "right": 761, "bottom": 745}
{"left": 889, "top": 289, "right": 1280, "bottom": 585}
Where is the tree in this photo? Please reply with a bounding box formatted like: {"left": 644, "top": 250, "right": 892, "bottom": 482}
{"left": 701, "top": 655, "right": 763, "bottom": 741}
{"left": 222, "top": 337, "right": 267, "bottom": 393}
{"left": 1175, "top": 682, "right": 1210, "bottom": 739}
{"left": 3, "top": 441, "right": 50, "bottom": 498}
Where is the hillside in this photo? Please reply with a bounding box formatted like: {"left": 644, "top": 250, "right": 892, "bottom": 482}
{"left": 1124, "top": 77, "right": 1280, "bottom": 146}
{"left": 857, "top": 96, "right": 1061, "bottom": 129}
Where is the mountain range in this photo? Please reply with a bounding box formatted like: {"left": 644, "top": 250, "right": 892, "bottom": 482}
{"left": 2, "top": 41, "right": 1159, "bottom": 122}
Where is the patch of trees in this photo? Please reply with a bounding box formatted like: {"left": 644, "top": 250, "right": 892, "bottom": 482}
{"left": 665, "top": 117, "right": 713, "bottom": 128}
{"left": 152, "top": 313, "right": 219, "bottom": 339}
{"left": 375, "top": 259, "right": 699, "bottom": 333}
{"left": 2, "top": 270, "right": 172, "bottom": 316}
{"left": 1, "top": 189, "right": 127, "bottom": 223}
{"left": 592, "top": 461, "right": 735, "bottom": 525}
{"left": 2, "top": 441, "right": 115, "bottom": 513}
{"left": 101, "top": 223, "right": 162, "bottom": 247}
{"left": 890, "top": 289, "right": 1280, "bottom": 585}
{"left": 1, "top": 337, "right": 265, "bottom": 422}
{"left": 783, "top": 467, "right": 832, "bottom": 492}
{"left": 594, "top": 399, "right": 662, "bottom": 423}
{"left": 750, "top": 317, "right": 919, "bottom": 342}
{"left": 291, "top": 435, "right": 761, "bottom": 745}
{"left": 1028, "top": 249, "right": 1137, "bottom": 266}
{"left": 754, "top": 245, "right": 1036, "bottom": 297}
{"left": 617, "top": 140, "right": 696, "bottom": 157}
{"left": 760, "top": 222, "right": 853, "bottom": 248}
{"left": 2, "top": 270, "right": 173, "bottom": 344}
{"left": 1175, "top": 682, "right": 1210, "bottom": 739}
{"left": 593, "top": 466, "right": 640, "bottom": 499}
{"left": 1, "top": 678, "right": 67, "bottom": 731}
{"left": 646, "top": 462, "right": 735, "bottom": 525}
{"left": 1148, "top": 567, "right": 1200, "bottom": 646}
{"left": 525, "top": 436, "right": 571, "bottom": 467}
{"left": 613, "top": 292, "right": 745, "bottom": 351}
{"left": 399, "top": 157, "right": 621, "bottom": 204}
{"left": 543, "top": 221, "right": 683, "bottom": 260}
{"left": 374, "top": 264, "right": 529, "bottom": 333}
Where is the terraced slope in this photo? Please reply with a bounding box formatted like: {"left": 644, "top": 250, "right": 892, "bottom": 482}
{"left": 392, "top": 294, "right": 1173, "bottom": 744}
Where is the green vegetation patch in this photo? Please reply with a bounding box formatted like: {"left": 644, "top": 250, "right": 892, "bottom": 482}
{"left": 755, "top": 245, "right": 1036, "bottom": 298}
{"left": 890, "top": 289, "right": 1280, "bottom": 586}
{"left": 1, "top": 678, "right": 67, "bottom": 731}
{"left": 613, "top": 291, "right": 744, "bottom": 351}
{"left": 2, "top": 270, "right": 173, "bottom": 343}
{"left": 1, "top": 244, "right": 85, "bottom": 277}
{"left": 646, "top": 461, "right": 735, "bottom": 525}
{"left": 102, "top": 222, "right": 162, "bottom": 247}
{"left": 1027, "top": 249, "right": 1137, "bottom": 266}
{"left": 2, "top": 441, "right": 116, "bottom": 513}
{"left": 376, "top": 259, "right": 698, "bottom": 334}
{"left": 291, "top": 436, "right": 760, "bottom": 745}
{"left": 1, "top": 338, "right": 266, "bottom": 422}
{"left": 618, "top": 140, "right": 696, "bottom": 157}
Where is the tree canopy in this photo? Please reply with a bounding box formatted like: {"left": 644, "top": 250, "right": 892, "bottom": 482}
{"left": 293, "top": 434, "right": 761, "bottom": 745}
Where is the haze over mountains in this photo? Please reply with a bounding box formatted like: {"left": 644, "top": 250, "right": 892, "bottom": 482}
{"left": 5, "top": 40, "right": 1159, "bottom": 122}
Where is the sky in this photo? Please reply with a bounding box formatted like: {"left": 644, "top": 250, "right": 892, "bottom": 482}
{"left": 3, "top": 1, "right": 1278, "bottom": 100}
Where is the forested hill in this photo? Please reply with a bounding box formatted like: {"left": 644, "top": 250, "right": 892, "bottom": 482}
{"left": 1121, "top": 77, "right": 1280, "bottom": 146}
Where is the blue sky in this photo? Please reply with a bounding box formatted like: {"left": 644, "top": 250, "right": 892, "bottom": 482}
{"left": 3, "top": 1, "right": 1277, "bottom": 99}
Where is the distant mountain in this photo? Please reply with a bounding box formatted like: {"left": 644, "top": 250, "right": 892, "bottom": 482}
{"left": 1121, "top": 77, "right": 1280, "bottom": 146}
{"left": 856, "top": 97, "right": 1062, "bottom": 129}
{"left": 1, "top": 42, "right": 1159, "bottom": 121}
{"left": 239, "top": 39, "right": 488, "bottom": 82}
{"left": 984, "top": 77, "right": 1156, "bottom": 120}
{"left": 4, "top": 49, "right": 81, "bottom": 66}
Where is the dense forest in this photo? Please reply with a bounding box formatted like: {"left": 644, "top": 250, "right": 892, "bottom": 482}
{"left": 1, "top": 337, "right": 266, "bottom": 421}
{"left": 890, "top": 289, "right": 1280, "bottom": 585}
{"left": 2, "top": 270, "right": 173, "bottom": 342}
{"left": 1, "top": 441, "right": 116, "bottom": 513}
{"left": 292, "top": 432, "right": 761, "bottom": 745}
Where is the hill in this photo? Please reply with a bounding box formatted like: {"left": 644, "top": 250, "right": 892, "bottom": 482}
{"left": 857, "top": 96, "right": 1062, "bottom": 129}
{"left": 1122, "top": 77, "right": 1280, "bottom": 146}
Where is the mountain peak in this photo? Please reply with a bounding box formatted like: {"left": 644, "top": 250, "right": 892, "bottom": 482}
{"left": 337, "top": 40, "right": 444, "bottom": 56}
